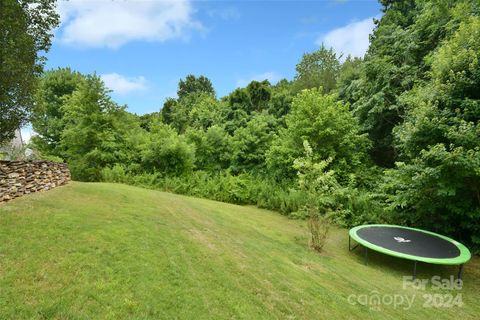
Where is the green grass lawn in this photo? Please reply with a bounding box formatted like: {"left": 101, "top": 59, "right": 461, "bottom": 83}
{"left": 0, "top": 182, "right": 479, "bottom": 319}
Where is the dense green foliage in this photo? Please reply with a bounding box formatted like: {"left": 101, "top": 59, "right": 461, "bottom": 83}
{"left": 267, "top": 90, "right": 370, "bottom": 182}
{"left": 141, "top": 123, "right": 195, "bottom": 176}
{"left": 0, "top": 0, "right": 59, "bottom": 144}
{"left": 384, "top": 12, "right": 480, "bottom": 246}
{"left": 342, "top": 0, "right": 476, "bottom": 167}
{"left": 60, "top": 75, "right": 140, "bottom": 181}
{"left": 293, "top": 45, "right": 340, "bottom": 93}
{"left": 177, "top": 74, "right": 215, "bottom": 100}
{"left": 30, "top": 0, "right": 480, "bottom": 252}
{"left": 31, "top": 68, "right": 85, "bottom": 158}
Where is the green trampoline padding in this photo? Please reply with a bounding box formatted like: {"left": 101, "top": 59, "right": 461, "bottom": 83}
{"left": 349, "top": 224, "right": 471, "bottom": 265}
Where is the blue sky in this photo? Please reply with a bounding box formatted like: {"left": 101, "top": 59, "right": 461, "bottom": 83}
{"left": 45, "top": 0, "right": 381, "bottom": 116}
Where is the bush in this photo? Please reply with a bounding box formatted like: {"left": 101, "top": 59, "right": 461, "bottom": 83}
{"left": 141, "top": 124, "right": 195, "bottom": 176}
{"left": 101, "top": 164, "right": 127, "bottom": 183}
{"left": 331, "top": 188, "right": 386, "bottom": 227}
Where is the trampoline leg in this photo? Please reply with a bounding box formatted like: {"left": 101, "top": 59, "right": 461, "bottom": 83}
{"left": 348, "top": 235, "right": 359, "bottom": 251}
{"left": 458, "top": 264, "right": 464, "bottom": 280}
{"left": 413, "top": 261, "right": 417, "bottom": 280}
{"left": 364, "top": 247, "right": 368, "bottom": 265}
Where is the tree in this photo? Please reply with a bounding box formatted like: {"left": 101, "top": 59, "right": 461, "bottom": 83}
{"left": 293, "top": 141, "right": 337, "bottom": 252}
{"left": 385, "top": 14, "right": 480, "bottom": 251}
{"left": 230, "top": 114, "right": 277, "bottom": 173}
{"left": 0, "top": 0, "right": 59, "bottom": 143}
{"left": 140, "top": 123, "right": 195, "bottom": 176}
{"left": 188, "top": 93, "right": 222, "bottom": 130}
{"left": 293, "top": 45, "right": 340, "bottom": 93}
{"left": 343, "top": 0, "right": 471, "bottom": 167}
{"left": 160, "top": 98, "right": 176, "bottom": 125}
{"left": 138, "top": 111, "right": 161, "bottom": 132}
{"left": 185, "top": 125, "right": 231, "bottom": 172}
{"left": 60, "top": 75, "right": 134, "bottom": 181}
{"left": 246, "top": 80, "right": 271, "bottom": 112}
{"left": 31, "top": 68, "right": 86, "bottom": 158}
{"left": 267, "top": 80, "right": 293, "bottom": 120}
{"left": 177, "top": 75, "right": 215, "bottom": 100}
{"left": 168, "top": 98, "right": 190, "bottom": 133}
{"left": 167, "top": 93, "right": 221, "bottom": 133}
{"left": 336, "top": 56, "right": 363, "bottom": 106}
{"left": 220, "top": 82, "right": 276, "bottom": 135}
{"left": 223, "top": 88, "right": 251, "bottom": 134}
{"left": 266, "top": 89, "right": 370, "bottom": 182}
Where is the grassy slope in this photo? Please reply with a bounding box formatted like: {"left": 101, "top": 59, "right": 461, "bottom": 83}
{"left": 0, "top": 182, "right": 479, "bottom": 319}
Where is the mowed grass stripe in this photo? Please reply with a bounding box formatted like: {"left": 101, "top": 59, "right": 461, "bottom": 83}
{"left": 0, "top": 182, "right": 479, "bottom": 319}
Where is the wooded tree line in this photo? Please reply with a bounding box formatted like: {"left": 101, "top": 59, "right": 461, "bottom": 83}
{"left": 2, "top": 0, "right": 479, "bottom": 251}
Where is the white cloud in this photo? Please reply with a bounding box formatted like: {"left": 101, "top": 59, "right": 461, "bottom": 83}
{"left": 317, "top": 16, "right": 376, "bottom": 59}
{"left": 236, "top": 72, "right": 282, "bottom": 88}
{"left": 57, "top": 0, "right": 203, "bottom": 48}
{"left": 101, "top": 73, "right": 147, "bottom": 95}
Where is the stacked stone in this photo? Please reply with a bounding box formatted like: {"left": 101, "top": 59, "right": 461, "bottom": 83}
{"left": 0, "top": 161, "right": 70, "bottom": 202}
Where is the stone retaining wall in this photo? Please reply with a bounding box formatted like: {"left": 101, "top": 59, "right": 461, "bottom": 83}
{"left": 0, "top": 161, "right": 70, "bottom": 202}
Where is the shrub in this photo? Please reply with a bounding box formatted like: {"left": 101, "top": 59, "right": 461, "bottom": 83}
{"left": 140, "top": 124, "right": 195, "bottom": 176}
{"left": 101, "top": 164, "right": 127, "bottom": 183}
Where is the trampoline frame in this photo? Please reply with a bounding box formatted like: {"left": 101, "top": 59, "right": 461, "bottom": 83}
{"left": 349, "top": 224, "right": 471, "bottom": 279}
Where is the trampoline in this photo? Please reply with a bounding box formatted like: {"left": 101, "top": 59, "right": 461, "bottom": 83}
{"left": 349, "top": 224, "right": 471, "bottom": 279}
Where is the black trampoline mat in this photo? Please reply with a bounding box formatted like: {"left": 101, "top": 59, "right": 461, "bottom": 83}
{"left": 356, "top": 226, "right": 460, "bottom": 259}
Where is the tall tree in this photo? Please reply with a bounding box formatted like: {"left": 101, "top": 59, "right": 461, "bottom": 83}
{"left": 267, "top": 79, "right": 294, "bottom": 121}
{"left": 188, "top": 93, "right": 222, "bottom": 130}
{"left": 167, "top": 93, "right": 220, "bottom": 133}
{"left": 293, "top": 45, "right": 340, "bottom": 93}
{"left": 0, "top": 0, "right": 59, "bottom": 143}
{"left": 60, "top": 75, "right": 133, "bottom": 181}
{"left": 345, "top": 0, "right": 470, "bottom": 167}
{"left": 267, "top": 89, "right": 370, "bottom": 182}
{"left": 230, "top": 114, "right": 277, "bottom": 173}
{"left": 223, "top": 88, "right": 251, "bottom": 134}
{"left": 160, "top": 98, "right": 177, "bottom": 125}
{"left": 385, "top": 13, "right": 480, "bottom": 249}
{"left": 140, "top": 123, "right": 195, "bottom": 176}
{"left": 185, "top": 125, "right": 231, "bottom": 172}
{"left": 336, "top": 56, "right": 363, "bottom": 106}
{"left": 31, "top": 68, "right": 85, "bottom": 158}
{"left": 177, "top": 75, "right": 215, "bottom": 100}
{"left": 246, "top": 80, "right": 271, "bottom": 112}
